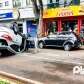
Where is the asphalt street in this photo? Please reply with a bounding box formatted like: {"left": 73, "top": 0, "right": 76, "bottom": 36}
{"left": 0, "top": 47, "right": 84, "bottom": 84}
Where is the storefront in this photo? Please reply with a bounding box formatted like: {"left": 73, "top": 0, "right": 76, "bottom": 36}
{"left": 43, "top": 5, "right": 84, "bottom": 36}
{"left": 26, "top": 21, "right": 37, "bottom": 37}
{"left": 19, "top": 7, "right": 37, "bottom": 37}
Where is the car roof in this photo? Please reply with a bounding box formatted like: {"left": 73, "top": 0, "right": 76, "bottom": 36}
{"left": 49, "top": 31, "right": 72, "bottom": 35}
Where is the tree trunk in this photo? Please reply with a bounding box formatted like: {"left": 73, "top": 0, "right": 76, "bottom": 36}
{"left": 31, "top": 0, "right": 43, "bottom": 50}
{"left": 37, "top": 10, "right": 43, "bottom": 37}
{"left": 31, "top": 0, "right": 43, "bottom": 37}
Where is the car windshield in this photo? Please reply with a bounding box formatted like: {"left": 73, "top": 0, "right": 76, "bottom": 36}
{"left": 59, "top": 32, "right": 72, "bottom": 35}
{"left": 48, "top": 34, "right": 56, "bottom": 37}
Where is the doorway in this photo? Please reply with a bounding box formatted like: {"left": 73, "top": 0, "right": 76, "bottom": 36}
{"left": 27, "top": 21, "right": 37, "bottom": 37}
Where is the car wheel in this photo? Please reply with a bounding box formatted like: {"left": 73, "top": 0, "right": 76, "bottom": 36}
{"left": 11, "top": 45, "right": 20, "bottom": 52}
{"left": 0, "top": 52, "right": 2, "bottom": 56}
{"left": 64, "top": 44, "right": 71, "bottom": 51}
{"left": 38, "top": 42, "right": 44, "bottom": 49}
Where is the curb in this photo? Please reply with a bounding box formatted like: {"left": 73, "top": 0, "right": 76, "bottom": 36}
{"left": 0, "top": 71, "right": 43, "bottom": 84}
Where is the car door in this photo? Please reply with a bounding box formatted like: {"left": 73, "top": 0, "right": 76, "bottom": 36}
{"left": 11, "top": 31, "right": 22, "bottom": 46}
{"left": 44, "top": 34, "right": 57, "bottom": 46}
{"left": 56, "top": 32, "right": 67, "bottom": 46}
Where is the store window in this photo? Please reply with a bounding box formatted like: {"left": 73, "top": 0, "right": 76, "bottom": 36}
{"left": 64, "top": 0, "right": 80, "bottom": 7}
{"left": 18, "top": 23, "right": 23, "bottom": 33}
{"left": 47, "top": 0, "right": 80, "bottom": 8}
{"left": 72, "top": 0, "right": 80, "bottom": 5}
{"left": 47, "top": 0, "right": 59, "bottom": 8}
{"left": 47, "top": 21, "right": 58, "bottom": 34}
{"left": 13, "top": 0, "right": 21, "bottom": 8}
{"left": 0, "top": 3, "right": 2, "bottom": 7}
{"left": 81, "top": 0, "right": 84, "bottom": 3}
{"left": 27, "top": 21, "right": 37, "bottom": 37}
{"left": 26, "top": 0, "right": 32, "bottom": 6}
{"left": 64, "top": 0, "right": 67, "bottom": 7}
{"left": 62, "top": 20, "right": 77, "bottom": 32}
{"left": 5, "top": 1, "right": 9, "bottom": 6}
{"left": 81, "top": 20, "right": 84, "bottom": 32}
{"left": 64, "top": 0, "right": 72, "bottom": 7}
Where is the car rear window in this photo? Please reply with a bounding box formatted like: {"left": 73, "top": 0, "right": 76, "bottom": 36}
{"left": 59, "top": 32, "right": 71, "bottom": 35}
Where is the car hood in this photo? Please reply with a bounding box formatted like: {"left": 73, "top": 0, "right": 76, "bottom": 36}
{"left": 0, "top": 26, "right": 15, "bottom": 38}
{"left": 38, "top": 37, "right": 47, "bottom": 41}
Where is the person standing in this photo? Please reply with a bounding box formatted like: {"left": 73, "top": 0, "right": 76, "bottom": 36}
{"left": 10, "top": 22, "right": 18, "bottom": 34}
{"left": 68, "top": 27, "right": 72, "bottom": 32}
{"left": 73, "top": 25, "right": 78, "bottom": 35}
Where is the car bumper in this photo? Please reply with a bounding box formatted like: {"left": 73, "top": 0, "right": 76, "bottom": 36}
{"left": 0, "top": 45, "right": 18, "bottom": 54}
{"left": 74, "top": 41, "right": 81, "bottom": 48}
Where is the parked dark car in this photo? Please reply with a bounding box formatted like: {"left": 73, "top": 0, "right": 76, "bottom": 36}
{"left": 38, "top": 32, "right": 82, "bottom": 51}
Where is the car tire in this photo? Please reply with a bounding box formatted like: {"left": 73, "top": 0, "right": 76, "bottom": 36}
{"left": 0, "top": 52, "right": 2, "bottom": 56}
{"left": 38, "top": 42, "right": 44, "bottom": 49}
{"left": 64, "top": 44, "right": 71, "bottom": 51}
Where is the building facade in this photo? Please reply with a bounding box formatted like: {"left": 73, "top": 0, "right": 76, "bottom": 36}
{"left": 0, "top": 0, "right": 48, "bottom": 37}
{"left": 0, "top": 0, "right": 35, "bottom": 36}
{"left": 0, "top": 0, "right": 14, "bottom": 27}
{"left": 43, "top": 0, "right": 84, "bottom": 36}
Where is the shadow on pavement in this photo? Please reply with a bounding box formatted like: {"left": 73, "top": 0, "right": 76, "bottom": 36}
{"left": 44, "top": 46, "right": 64, "bottom": 50}
{"left": 19, "top": 61, "right": 84, "bottom": 84}
{"left": 44, "top": 46, "right": 84, "bottom": 51}
{"left": 0, "top": 50, "right": 15, "bottom": 58}
{"left": 43, "top": 61, "right": 75, "bottom": 73}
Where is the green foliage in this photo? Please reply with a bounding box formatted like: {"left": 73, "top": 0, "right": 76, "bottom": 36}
{"left": 0, "top": 80, "right": 10, "bottom": 84}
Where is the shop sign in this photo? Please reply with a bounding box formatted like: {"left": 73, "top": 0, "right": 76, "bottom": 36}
{"left": 0, "top": 12, "right": 13, "bottom": 20}
{"left": 19, "top": 8, "right": 35, "bottom": 19}
{"left": 58, "top": 9, "right": 73, "bottom": 17}
{"left": 43, "top": 5, "right": 84, "bottom": 18}
{"left": 0, "top": 9, "right": 20, "bottom": 20}
{"left": 79, "top": 6, "right": 84, "bottom": 15}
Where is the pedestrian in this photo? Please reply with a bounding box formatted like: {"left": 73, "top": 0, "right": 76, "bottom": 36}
{"left": 73, "top": 25, "right": 78, "bottom": 35}
{"left": 80, "top": 25, "right": 84, "bottom": 45}
{"left": 81, "top": 25, "right": 84, "bottom": 33}
{"left": 10, "top": 22, "right": 18, "bottom": 34}
{"left": 68, "top": 27, "right": 72, "bottom": 32}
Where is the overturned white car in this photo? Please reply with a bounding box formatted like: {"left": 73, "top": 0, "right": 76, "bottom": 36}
{"left": 0, "top": 25, "right": 26, "bottom": 54}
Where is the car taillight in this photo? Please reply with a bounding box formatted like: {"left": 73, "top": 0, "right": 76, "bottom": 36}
{"left": 2, "top": 35, "right": 12, "bottom": 41}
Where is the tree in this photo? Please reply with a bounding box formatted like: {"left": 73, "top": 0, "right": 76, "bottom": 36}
{"left": 31, "top": 0, "right": 43, "bottom": 50}
{"left": 31, "top": 0, "right": 43, "bottom": 37}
